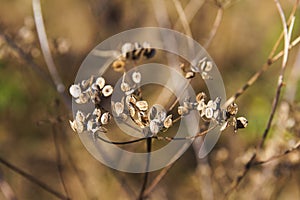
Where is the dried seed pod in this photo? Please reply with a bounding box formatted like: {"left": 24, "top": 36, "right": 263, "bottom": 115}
{"left": 102, "top": 85, "right": 113, "bottom": 97}
{"left": 126, "top": 95, "right": 137, "bottom": 105}
{"left": 163, "top": 115, "right": 173, "bottom": 128}
{"left": 96, "top": 77, "right": 105, "bottom": 89}
{"left": 75, "top": 93, "right": 89, "bottom": 104}
{"left": 150, "top": 120, "right": 160, "bottom": 135}
{"left": 178, "top": 106, "right": 189, "bottom": 115}
{"left": 201, "top": 72, "right": 212, "bottom": 80}
{"left": 136, "top": 101, "right": 148, "bottom": 111}
{"left": 226, "top": 103, "right": 238, "bottom": 117}
{"left": 200, "top": 60, "right": 213, "bottom": 72}
{"left": 128, "top": 104, "right": 136, "bottom": 117}
{"left": 112, "top": 60, "right": 125, "bottom": 72}
{"left": 93, "top": 108, "right": 101, "bottom": 118}
{"left": 69, "top": 120, "right": 84, "bottom": 133}
{"left": 185, "top": 72, "right": 195, "bottom": 79}
{"left": 132, "top": 72, "right": 141, "bottom": 84}
{"left": 121, "top": 43, "right": 134, "bottom": 58}
{"left": 101, "top": 112, "right": 110, "bottom": 125}
{"left": 148, "top": 104, "right": 166, "bottom": 122}
{"left": 197, "top": 99, "right": 206, "bottom": 112}
{"left": 236, "top": 117, "right": 248, "bottom": 129}
{"left": 114, "top": 102, "right": 124, "bottom": 116}
{"left": 81, "top": 76, "right": 94, "bottom": 89}
{"left": 121, "top": 82, "right": 131, "bottom": 92}
{"left": 69, "top": 84, "right": 81, "bottom": 98}
{"left": 75, "top": 111, "right": 85, "bottom": 122}
{"left": 205, "top": 107, "right": 213, "bottom": 119}
{"left": 207, "top": 100, "right": 217, "bottom": 110}
{"left": 196, "top": 92, "right": 206, "bottom": 103}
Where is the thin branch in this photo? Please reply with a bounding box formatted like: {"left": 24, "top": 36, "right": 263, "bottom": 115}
{"left": 224, "top": 34, "right": 300, "bottom": 107}
{"left": 142, "top": 164, "right": 173, "bottom": 198}
{"left": 0, "top": 157, "right": 69, "bottom": 200}
{"left": 204, "top": 7, "right": 223, "bottom": 48}
{"left": 52, "top": 126, "right": 70, "bottom": 199}
{"left": 138, "top": 138, "right": 152, "bottom": 200}
{"left": 224, "top": 0, "right": 299, "bottom": 107}
{"left": 32, "top": 0, "right": 65, "bottom": 93}
{"left": 174, "top": 0, "right": 206, "bottom": 30}
{"left": 254, "top": 142, "right": 300, "bottom": 165}
{"left": 172, "top": 0, "right": 193, "bottom": 38}
{"left": 258, "top": 0, "right": 291, "bottom": 149}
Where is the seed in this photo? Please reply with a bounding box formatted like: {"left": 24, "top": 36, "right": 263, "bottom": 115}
{"left": 201, "top": 72, "right": 212, "bottom": 80}
{"left": 163, "top": 115, "right": 173, "bottom": 128}
{"left": 128, "top": 104, "right": 136, "bottom": 117}
{"left": 148, "top": 104, "right": 166, "bottom": 121}
{"left": 185, "top": 72, "right": 195, "bottom": 79}
{"left": 102, "top": 85, "right": 113, "bottom": 97}
{"left": 178, "top": 106, "right": 189, "bottom": 115}
{"left": 150, "top": 120, "right": 160, "bottom": 135}
{"left": 75, "top": 93, "right": 89, "bottom": 104}
{"left": 114, "top": 102, "right": 124, "bottom": 116}
{"left": 112, "top": 60, "right": 125, "bottom": 72}
{"left": 132, "top": 72, "right": 141, "bottom": 84}
{"left": 226, "top": 103, "right": 238, "bottom": 116}
{"left": 75, "top": 110, "right": 85, "bottom": 122}
{"left": 207, "top": 100, "right": 217, "bottom": 110}
{"left": 196, "top": 92, "right": 206, "bottom": 103}
{"left": 69, "top": 120, "right": 84, "bottom": 133}
{"left": 81, "top": 76, "right": 94, "bottom": 89}
{"left": 236, "top": 117, "right": 248, "bottom": 129}
{"left": 69, "top": 84, "right": 81, "bottom": 98}
{"left": 126, "top": 95, "right": 136, "bottom": 105}
{"left": 101, "top": 112, "right": 110, "bottom": 125}
{"left": 197, "top": 100, "right": 206, "bottom": 111}
{"left": 96, "top": 77, "right": 105, "bottom": 89}
{"left": 136, "top": 101, "right": 148, "bottom": 111}
{"left": 205, "top": 107, "right": 213, "bottom": 119}
{"left": 93, "top": 108, "right": 101, "bottom": 118}
{"left": 121, "top": 82, "right": 130, "bottom": 92}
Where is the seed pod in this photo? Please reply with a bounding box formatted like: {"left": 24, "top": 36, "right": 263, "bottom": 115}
{"left": 114, "top": 102, "right": 124, "bottom": 116}
{"left": 226, "top": 103, "right": 238, "bottom": 117}
{"left": 185, "top": 72, "right": 195, "bottom": 79}
{"left": 81, "top": 76, "right": 94, "bottom": 89}
{"left": 150, "top": 120, "right": 160, "bottom": 135}
{"left": 196, "top": 92, "right": 206, "bottom": 103}
{"left": 163, "top": 115, "right": 173, "bottom": 128}
{"left": 207, "top": 100, "right": 217, "bottom": 110}
{"left": 69, "top": 120, "right": 84, "bottom": 133}
{"left": 102, "top": 85, "right": 113, "bottom": 97}
{"left": 93, "top": 108, "right": 102, "bottom": 118}
{"left": 75, "top": 93, "right": 89, "bottom": 104}
{"left": 101, "top": 112, "right": 110, "bottom": 125}
{"left": 112, "top": 60, "right": 125, "bottom": 72}
{"left": 197, "top": 99, "right": 206, "bottom": 112}
{"left": 236, "top": 117, "right": 248, "bottom": 129}
{"left": 121, "top": 82, "right": 131, "bottom": 92}
{"left": 69, "top": 84, "right": 81, "bottom": 98}
{"left": 178, "top": 106, "right": 189, "bottom": 115}
{"left": 136, "top": 101, "right": 148, "bottom": 111}
{"left": 132, "top": 72, "right": 141, "bottom": 84}
{"left": 126, "top": 95, "right": 137, "bottom": 105}
{"left": 96, "top": 77, "right": 105, "bottom": 89}
{"left": 128, "top": 104, "right": 136, "bottom": 117}
{"left": 75, "top": 111, "right": 85, "bottom": 122}
{"left": 205, "top": 107, "right": 213, "bottom": 119}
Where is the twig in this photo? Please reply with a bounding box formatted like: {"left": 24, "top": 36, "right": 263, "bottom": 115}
{"left": 224, "top": 1, "right": 296, "bottom": 198}
{"left": 138, "top": 138, "right": 152, "bottom": 200}
{"left": 204, "top": 7, "right": 223, "bottom": 48}
{"left": 0, "top": 168, "right": 17, "bottom": 200}
{"left": 174, "top": 0, "right": 206, "bottom": 30}
{"left": 52, "top": 126, "right": 70, "bottom": 199}
{"left": 224, "top": 0, "right": 299, "bottom": 107}
{"left": 258, "top": 0, "right": 291, "bottom": 149}
{"left": 224, "top": 34, "right": 300, "bottom": 107}
{"left": 142, "top": 164, "right": 173, "bottom": 198}
{"left": 254, "top": 142, "right": 300, "bottom": 166}
{"left": 32, "top": 0, "right": 65, "bottom": 93}
{"left": 0, "top": 156, "right": 69, "bottom": 200}
{"left": 172, "top": 0, "right": 193, "bottom": 38}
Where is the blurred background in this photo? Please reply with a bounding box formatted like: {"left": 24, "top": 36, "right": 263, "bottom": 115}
{"left": 0, "top": 0, "right": 300, "bottom": 199}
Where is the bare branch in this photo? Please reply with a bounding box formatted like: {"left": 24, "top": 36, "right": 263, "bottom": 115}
{"left": 32, "top": 0, "right": 65, "bottom": 93}
{"left": 0, "top": 157, "right": 69, "bottom": 200}
{"left": 204, "top": 7, "right": 223, "bottom": 49}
